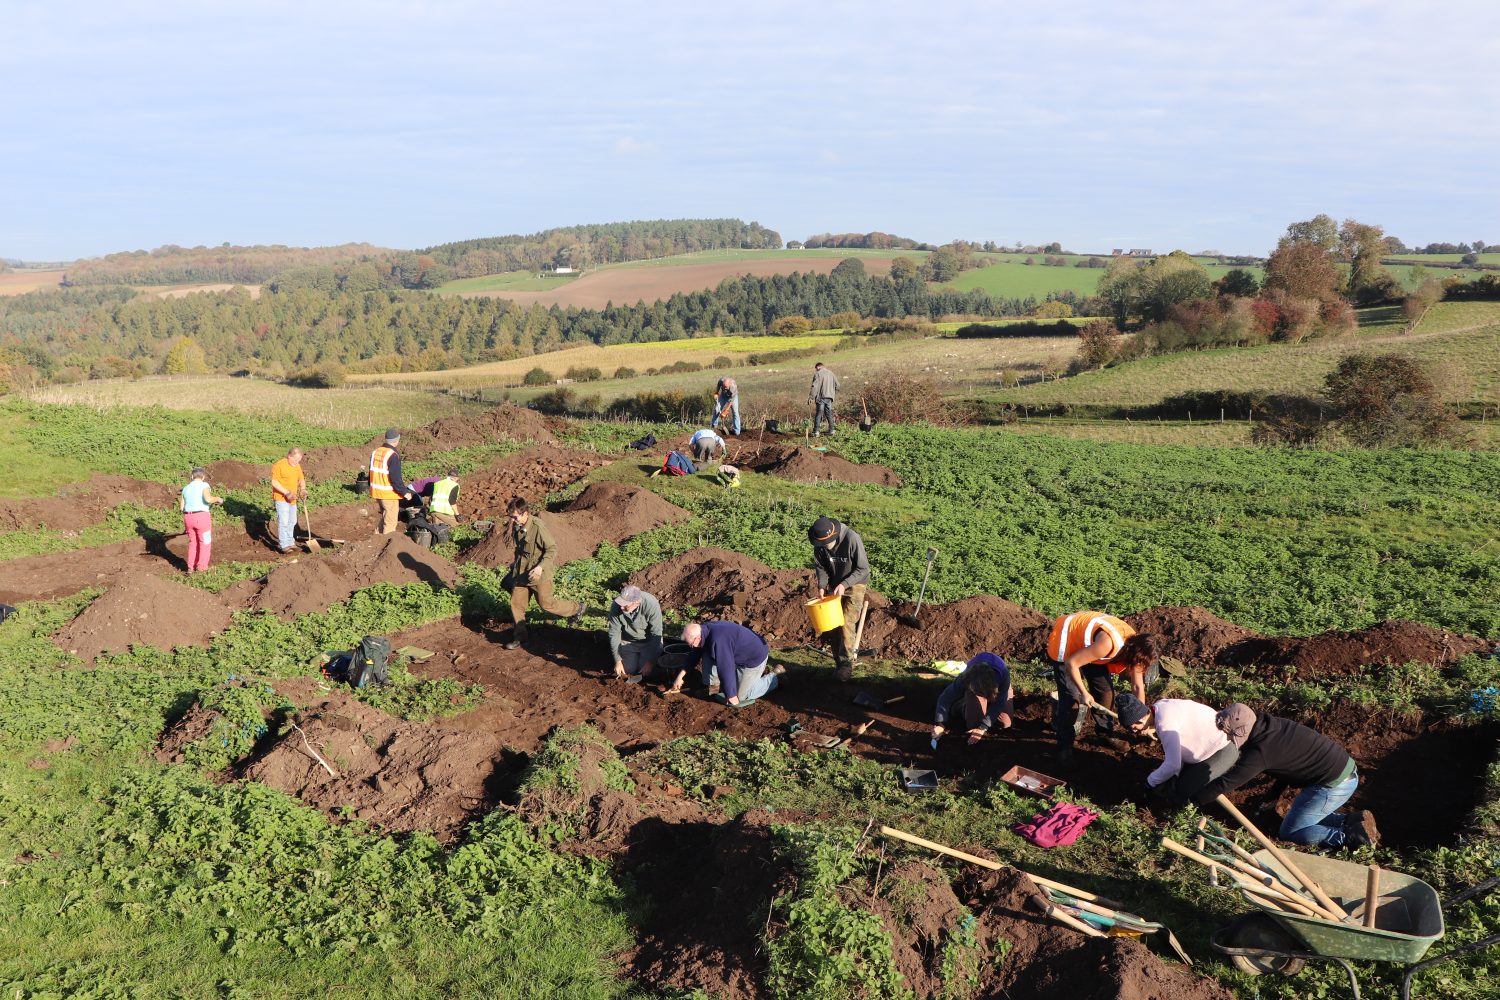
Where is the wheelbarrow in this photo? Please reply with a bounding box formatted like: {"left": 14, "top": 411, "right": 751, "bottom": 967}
{"left": 1209, "top": 847, "right": 1499, "bottom": 999}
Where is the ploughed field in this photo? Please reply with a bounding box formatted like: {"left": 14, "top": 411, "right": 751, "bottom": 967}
{"left": 1, "top": 398, "right": 1497, "bottom": 998}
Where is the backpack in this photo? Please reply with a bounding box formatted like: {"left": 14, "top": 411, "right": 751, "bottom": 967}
{"left": 662, "top": 451, "right": 696, "bottom": 476}
{"left": 627, "top": 432, "right": 657, "bottom": 451}
{"left": 346, "top": 635, "right": 392, "bottom": 688}
{"left": 0, "top": 604, "right": 16, "bottom": 626}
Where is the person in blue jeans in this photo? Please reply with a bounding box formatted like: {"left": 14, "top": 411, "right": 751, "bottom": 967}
{"left": 672, "top": 621, "right": 783, "bottom": 707}
{"left": 711, "top": 377, "right": 740, "bottom": 436}
{"left": 1195, "top": 703, "right": 1379, "bottom": 849}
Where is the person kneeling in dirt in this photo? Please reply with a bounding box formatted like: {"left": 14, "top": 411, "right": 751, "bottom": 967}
{"left": 420, "top": 469, "right": 460, "bottom": 527}
{"left": 1047, "top": 610, "right": 1159, "bottom": 762}
{"left": 502, "top": 496, "right": 587, "bottom": 650}
{"left": 689, "top": 427, "right": 726, "bottom": 463}
{"left": 672, "top": 621, "right": 783, "bottom": 707}
{"left": 1114, "top": 694, "right": 1238, "bottom": 806}
{"left": 1193, "top": 703, "right": 1380, "bottom": 849}
{"left": 931, "top": 653, "right": 1014, "bottom": 748}
{"left": 809, "top": 516, "right": 869, "bottom": 682}
{"left": 608, "top": 585, "right": 663, "bottom": 683}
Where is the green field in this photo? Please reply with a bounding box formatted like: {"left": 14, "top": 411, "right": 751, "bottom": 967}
{"left": 1385, "top": 252, "right": 1500, "bottom": 265}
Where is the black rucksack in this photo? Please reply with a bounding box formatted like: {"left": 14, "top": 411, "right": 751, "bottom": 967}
{"left": 346, "top": 635, "right": 392, "bottom": 688}
{"left": 0, "top": 604, "right": 16, "bottom": 626}
{"left": 628, "top": 432, "right": 657, "bottom": 451}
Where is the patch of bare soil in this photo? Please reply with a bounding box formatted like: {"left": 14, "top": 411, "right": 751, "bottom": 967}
{"left": 464, "top": 480, "right": 689, "bottom": 568}
{"left": 867, "top": 595, "right": 1051, "bottom": 663}
{"left": 1222, "top": 619, "right": 1487, "bottom": 676}
{"left": 299, "top": 445, "right": 372, "bottom": 484}
{"left": 728, "top": 441, "right": 902, "bottom": 486}
{"left": 201, "top": 459, "right": 263, "bottom": 490}
{"left": 458, "top": 446, "right": 612, "bottom": 521}
{"left": 1124, "top": 606, "right": 1259, "bottom": 665}
{"left": 517, "top": 735, "right": 642, "bottom": 849}
{"left": 52, "top": 573, "right": 232, "bottom": 662}
{"left": 629, "top": 546, "right": 822, "bottom": 644}
{"left": 399, "top": 404, "right": 560, "bottom": 455}
{"left": 235, "top": 533, "right": 458, "bottom": 619}
{"left": 0, "top": 473, "right": 175, "bottom": 533}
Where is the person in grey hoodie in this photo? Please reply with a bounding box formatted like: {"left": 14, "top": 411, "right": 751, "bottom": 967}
{"left": 608, "top": 585, "right": 664, "bottom": 682}
{"left": 810, "top": 362, "right": 840, "bottom": 436}
{"left": 809, "top": 516, "right": 869, "bottom": 680}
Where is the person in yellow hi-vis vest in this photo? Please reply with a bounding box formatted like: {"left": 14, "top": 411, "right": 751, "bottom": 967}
{"left": 1047, "top": 610, "right": 1159, "bottom": 763}
{"left": 422, "top": 469, "right": 460, "bottom": 527}
{"left": 368, "top": 429, "right": 415, "bottom": 535}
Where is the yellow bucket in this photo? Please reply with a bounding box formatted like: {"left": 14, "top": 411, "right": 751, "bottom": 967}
{"left": 805, "top": 595, "right": 845, "bottom": 633}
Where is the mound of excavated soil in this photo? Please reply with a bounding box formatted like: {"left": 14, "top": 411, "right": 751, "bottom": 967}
{"left": 459, "top": 446, "right": 612, "bottom": 520}
{"left": 237, "top": 533, "right": 458, "bottom": 619}
{"left": 518, "top": 734, "right": 641, "bottom": 850}
{"left": 400, "top": 404, "right": 559, "bottom": 455}
{"left": 729, "top": 442, "right": 901, "bottom": 487}
{"left": 299, "top": 445, "right": 371, "bottom": 484}
{"left": 630, "top": 547, "right": 822, "bottom": 643}
{"left": 464, "top": 481, "right": 689, "bottom": 568}
{"left": 1224, "top": 618, "right": 1488, "bottom": 676}
{"left": 239, "top": 691, "right": 507, "bottom": 841}
{"left": 53, "top": 574, "right": 233, "bottom": 662}
{"left": 1124, "top": 605, "right": 1259, "bottom": 665}
{"left": 203, "top": 459, "right": 264, "bottom": 490}
{"left": 0, "top": 473, "right": 176, "bottom": 533}
{"left": 867, "top": 595, "right": 1050, "bottom": 663}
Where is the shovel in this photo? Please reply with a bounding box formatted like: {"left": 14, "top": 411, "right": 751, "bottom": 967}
{"left": 897, "top": 546, "right": 938, "bottom": 628}
{"left": 302, "top": 503, "right": 321, "bottom": 552}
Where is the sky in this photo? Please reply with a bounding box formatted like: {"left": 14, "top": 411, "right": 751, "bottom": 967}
{"left": 3, "top": 0, "right": 1498, "bottom": 261}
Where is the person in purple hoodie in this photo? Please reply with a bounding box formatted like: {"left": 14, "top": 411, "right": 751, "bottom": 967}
{"left": 671, "top": 621, "right": 784, "bottom": 707}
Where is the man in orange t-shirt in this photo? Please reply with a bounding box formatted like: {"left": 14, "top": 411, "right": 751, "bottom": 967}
{"left": 270, "top": 448, "right": 307, "bottom": 552}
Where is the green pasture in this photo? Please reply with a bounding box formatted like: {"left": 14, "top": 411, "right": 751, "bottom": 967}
{"left": 1385, "top": 252, "right": 1500, "bottom": 266}
{"left": 604, "top": 247, "right": 929, "bottom": 269}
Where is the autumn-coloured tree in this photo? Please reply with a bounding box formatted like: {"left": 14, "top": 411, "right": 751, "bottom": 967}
{"left": 1340, "top": 219, "right": 1399, "bottom": 305}
{"left": 1263, "top": 240, "right": 1342, "bottom": 303}
{"left": 1324, "top": 352, "right": 1456, "bottom": 447}
{"left": 1077, "top": 319, "right": 1121, "bottom": 368}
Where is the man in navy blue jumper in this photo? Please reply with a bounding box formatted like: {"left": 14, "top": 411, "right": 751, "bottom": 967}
{"left": 670, "top": 621, "right": 782, "bottom": 707}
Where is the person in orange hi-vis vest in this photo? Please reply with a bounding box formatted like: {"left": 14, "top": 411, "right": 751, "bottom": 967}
{"left": 1047, "top": 611, "right": 1159, "bottom": 763}
{"left": 368, "top": 429, "right": 415, "bottom": 535}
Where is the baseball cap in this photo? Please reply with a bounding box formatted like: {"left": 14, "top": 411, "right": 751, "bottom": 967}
{"left": 808, "top": 517, "right": 838, "bottom": 543}
{"left": 616, "top": 585, "right": 643, "bottom": 607}
{"left": 1216, "top": 703, "right": 1257, "bottom": 747}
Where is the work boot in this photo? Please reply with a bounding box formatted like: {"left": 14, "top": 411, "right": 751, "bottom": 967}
{"left": 503, "top": 639, "right": 522, "bottom": 650}
{"left": 571, "top": 603, "right": 589, "bottom": 626}
{"left": 834, "top": 660, "right": 853, "bottom": 682}
{"left": 1345, "top": 810, "right": 1381, "bottom": 848}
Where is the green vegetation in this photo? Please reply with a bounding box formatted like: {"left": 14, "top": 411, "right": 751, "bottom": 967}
{"left": 437, "top": 270, "right": 581, "bottom": 294}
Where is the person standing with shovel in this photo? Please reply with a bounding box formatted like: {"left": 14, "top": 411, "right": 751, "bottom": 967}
{"left": 1047, "top": 611, "right": 1159, "bottom": 763}
{"left": 808, "top": 516, "right": 869, "bottom": 681}
{"left": 269, "top": 447, "right": 307, "bottom": 553}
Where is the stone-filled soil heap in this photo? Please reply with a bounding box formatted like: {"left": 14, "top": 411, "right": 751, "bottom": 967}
{"left": 458, "top": 446, "right": 613, "bottom": 520}
{"left": 726, "top": 440, "right": 902, "bottom": 486}
{"left": 464, "top": 480, "right": 690, "bottom": 568}
{"left": 398, "top": 404, "right": 559, "bottom": 456}
{"left": 0, "top": 473, "right": 176, "bottom": 533}
{"left": 52, "top": 572, "right": 233, "bottom": 662}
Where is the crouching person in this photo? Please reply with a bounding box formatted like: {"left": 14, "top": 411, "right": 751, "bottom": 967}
{"left": 608, "top": 585, "right": 663, "bottom": 683}
{"left": 1114, "top": 694, "right": 1238, "bottom": 806}
{"left": 672, "top": 621, "right": 783, "bottom": 707}
{"left": 931, "top": 653, "right": 1014, "bottom": 747}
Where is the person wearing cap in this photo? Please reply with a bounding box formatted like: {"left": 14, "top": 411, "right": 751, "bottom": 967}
{"left": 1046, "top": 611, "right": 1160, "bottom": 761}
{"left": 368, "top": 429, "right": 415, "bottom": 535}
{"left": 931, "top": 653, "right": 1014, "bottom": 747}
{"left": 502, "top": 496, "right": 587, "bottom": 650}
{"left": 689, "top": 428, "right": 726, "bottom": 463}
{"left": 1195, "top": 703, "right": 1379, "bottom": 849}
{"left": 672, "top": 621, "right": 782, "bottom": 706}
{"left": 810, "top": 362, "right": 840, "bottom": 436}
{"left": 1114, "top": 695, "right": 1238, "bottom": 805}
{"left": 711, "top": 376, "right": 740, "bottom": 436}
{"left": 179, "top": 467, "right": 225, "bottom": 573}
{"left": 269, "top": 447, "right": 307, "bottom": 553}
{"left": 608, "top": 585, "right": 663, "bottom": 682}
{"left": 808, "top": 516, "right": 869, "bottom": 681}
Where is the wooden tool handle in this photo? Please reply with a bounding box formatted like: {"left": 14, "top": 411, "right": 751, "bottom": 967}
{"left": 879, "top": 826, "right": 1002, "bottom": 870}
{"left": 1214, "top": 795, "right": 1350, "bottom": 920}
{"left": 1364, "top": 866, "right": 1381, "bottom": 928}
{"left": 1160, "top": 837, "right": 1338, "bottom": 921}
{"left": 1042, "top": 903, "right": 1106, "bottom": 937}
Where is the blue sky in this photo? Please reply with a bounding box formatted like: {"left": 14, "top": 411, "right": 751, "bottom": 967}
{"left": 3, "top": 0, "right": 1497, "bottom": 261}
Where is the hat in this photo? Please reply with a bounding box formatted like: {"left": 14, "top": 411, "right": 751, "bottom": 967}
{"left": 808, "top": 517, "right": 838, "bottom": 543}
{"left": 616, "top": 585, "right": 643, "bottom": 607}
{"left": 190, "top": 466, "right": 207, "bottom": 479}
{"left": 1216, "top": 703, "right": 1257, "bottom": 747}
{"left": 384, "top": 428, "right": 401, "bottom": 443}
{"left": 1115, "top": 692, "right": 1151, "bottom": 729}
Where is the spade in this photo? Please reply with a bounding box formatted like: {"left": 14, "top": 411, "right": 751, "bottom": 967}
{"left": 897, "top": 546, "right": 939, "bottom": 628}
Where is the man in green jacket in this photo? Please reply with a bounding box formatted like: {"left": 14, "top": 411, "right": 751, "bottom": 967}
{"left": 503, "top": 496, "right": 587, "bottom": 649}
{"left": 607, "top": 585, "right": 664, "bottom": 682}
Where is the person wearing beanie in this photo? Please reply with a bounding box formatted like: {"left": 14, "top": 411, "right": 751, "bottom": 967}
{"left": 368, "top": 429, "right": 415, "bottom": 535}
{"left": 1194, "top": 703, "right": 1380, "bottom": 849}
{"left": 1046, "top": 610, "right": 1160, "bottom": 762}
{"left": 808, "top": 516, "right": 869, "bottom": 681}
{"left": 931, "top": 653, "right": 1014, "bottom": 747}
{"left": 607, "top": 585, "right": 663, "bottom": 682}
{"left": 1115, "top": 695, "right": 1238, "bottom": 805}
{"left": 179, "top": 466, "right": 224, "bottom": 573}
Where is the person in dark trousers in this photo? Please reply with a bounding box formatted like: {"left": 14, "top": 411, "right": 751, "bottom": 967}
{"left": 502, "top": 496, "right": 587, "bottom": 649}
{"left": 1195, "top": 703, "right": 1380, "bottom": 849}
{"left": 808, "top": 516, "right": 869, "bottom": 681}
{"left": 672, "top": 621, "right": 783, "bottom": 707}
{"left": 608, "top": 585, "right": 663, "bottom": 682}
{"left": 810, "top": 362, "right": 839, "bottom": 435}
{"left": 1046, "top": 610, "right": 1159, "bottom": 762}
{"left": 931, "top": 653, "right": 1014, "bottom": 747}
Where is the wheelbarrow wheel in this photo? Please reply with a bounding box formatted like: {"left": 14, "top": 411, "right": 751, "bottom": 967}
{"left": 1224, "top": 914, "right": 1306, "bottom": 977}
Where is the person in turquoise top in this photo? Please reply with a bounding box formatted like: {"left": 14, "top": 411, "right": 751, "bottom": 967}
{"left": 180, "top": 467, "right": 224, "bottom": 573}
